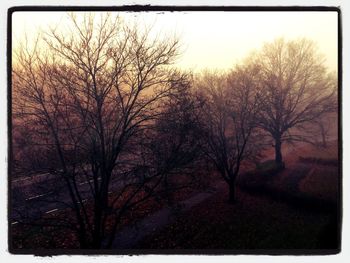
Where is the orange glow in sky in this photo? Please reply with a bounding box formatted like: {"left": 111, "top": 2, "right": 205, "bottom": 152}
{"left": 12, "top": 11, "right": 338, "bottom": 72}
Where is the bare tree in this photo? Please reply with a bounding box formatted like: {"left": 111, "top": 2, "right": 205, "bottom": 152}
{"left": 310, "top": 112, "right": 337, "bottom": 147}
{"left": 12, "top": 13, "right": 195, "bottom": 248}
{"left": 196, "top": 67, "right": 263, "bottom": 203}
{"left": 142, "top": 76, "right": 203, "bottom": 205}
{"left": 252, "top": 38, "right": 337, "bottom": 165}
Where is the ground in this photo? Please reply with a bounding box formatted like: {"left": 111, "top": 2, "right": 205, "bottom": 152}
{"left": 11, "top": 141, "right": 340, "bottom": 251}
{"left": 135, "top": 141, "right": 339, "bottom": 250}
{"left": 136, "top": 187, "right": 333, "bottom": 250}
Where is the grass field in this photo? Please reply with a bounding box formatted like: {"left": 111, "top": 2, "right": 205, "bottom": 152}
{"left": 136, "top": 141, "right": 340, "bottom": 251}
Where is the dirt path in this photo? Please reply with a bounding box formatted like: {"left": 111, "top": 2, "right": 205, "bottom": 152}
{"left": 109, "top": 181, "right": 226, "bottom": 248}
{"left": 284, "top": 164, "right": 311, "bottom": 193}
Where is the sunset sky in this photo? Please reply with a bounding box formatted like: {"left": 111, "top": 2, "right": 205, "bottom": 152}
{"left": 12, "top": 11, "right": 338, "bottom": 72}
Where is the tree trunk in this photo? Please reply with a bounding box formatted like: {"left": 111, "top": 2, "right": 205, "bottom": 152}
{"left": 320, "top": 123, "right": 327, "bottom": 147}
{"left": 78, "top": 227, "right": 88, "bottom": 248}
{"left": 92, "top": 198, "right": 103, "bottom": 248}
{"left": 228, "top": 178, "right": 236, "bottom": 204}
{"left": 274, "top": 136, "right": 283, "bottom": 165}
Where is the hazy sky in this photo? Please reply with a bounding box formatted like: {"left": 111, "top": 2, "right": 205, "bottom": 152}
{"left": 12, "top": 11, "right": 338, "bottom": 72}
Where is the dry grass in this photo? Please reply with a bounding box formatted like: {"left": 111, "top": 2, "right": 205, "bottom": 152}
{"left": 136, "top": 186, "right": 333, "bottom": 250}
{"left": 299, "top": 166, "right": 339, "bottom": 203}
{"left": 264, "top": 141, "right": 339, "bottom": 200}
{"left": 136, "top": 141, "right": 340, "bottom": 250}
{"left": 292, "top": 140, "right": 338, "bottom": 162}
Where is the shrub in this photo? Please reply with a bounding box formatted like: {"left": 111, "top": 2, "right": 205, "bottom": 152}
{"left": 256, "top": 160, "right": 285, "bottom": 176}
